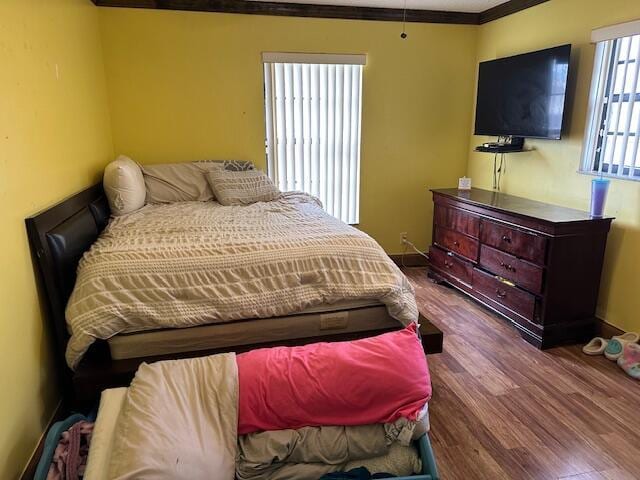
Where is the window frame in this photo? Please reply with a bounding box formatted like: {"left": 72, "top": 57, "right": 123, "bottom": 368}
{"left": 262, "top": 53, "right": 365, "bottom": 225}
{"left": 580, "top": 34, "right": 640, "bottom": 181}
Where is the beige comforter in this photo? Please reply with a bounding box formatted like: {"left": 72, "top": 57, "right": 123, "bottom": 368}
{"left": 65, "top": 192, "right": 418, "bottom": 368}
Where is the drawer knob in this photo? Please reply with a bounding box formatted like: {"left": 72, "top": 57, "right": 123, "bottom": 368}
{"left": 500, "top": 261, "right": 515, "bottom": 272}
{"left": 453, "top": 241, "right": 460, "bottom": 246}
{"left": 496, "top": 289, "right": 507, "bottom": 299}
{"left": 501, "top": 235, "right": 511, "bottom": 243}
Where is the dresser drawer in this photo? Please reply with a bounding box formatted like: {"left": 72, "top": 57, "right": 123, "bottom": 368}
{"left": 480, "top": 221, "right": 547, "bottom": 264}
{"left": 479, "top": 245, "right": 544, "bottom": 294}
{"left": 472, "top": 268, "right": 537, "bottom": 321}
{"left": 434, "top": 205, "right": 480, "bottom": 238}
{"left": 429, "top": 245, "right": 472, "bottom": 285}
{"left": 434, "top": 226, "right": 479, "bottom": 262}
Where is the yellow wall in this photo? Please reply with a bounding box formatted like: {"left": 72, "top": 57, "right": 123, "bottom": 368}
{"left": 7, "top": 0, "right": 640, "bottom": 475}
{"left": 98, "top": 8, "right": 478, "bottom": 253}
{"left": 467, "top": 0, "right": 640, "bottom": 332}
{"left": 0, "top": 1, "right": 113, "bottom": 478}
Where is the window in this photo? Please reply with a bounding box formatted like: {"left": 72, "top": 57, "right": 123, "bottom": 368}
{"left": 582, "top": 25, "right": 640, "bottom": 180}
{"left": 263, "top": 53, "right": 365, "bottom": 224}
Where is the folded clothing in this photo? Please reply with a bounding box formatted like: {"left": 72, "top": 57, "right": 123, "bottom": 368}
{"left": 237, "top": 323, "right": 431, "bottom": 434}
{"left": 237, "top": 426, "right": 421, "bottom": 480}
{"left": 237, "top": 424, "right": 387, "bottom": 480}
{"left": 237, "top": 412, "right": 427, "bottom": 480}
{"left": 344, "top": 442, "right": 422, "bottom": 477}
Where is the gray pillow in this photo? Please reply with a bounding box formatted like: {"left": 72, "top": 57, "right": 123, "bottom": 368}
{"left": 206, "top": 169, "right": 281, "bottom": 206}
{"left": 142, "top": 160, "right": 254, "bottom": 204}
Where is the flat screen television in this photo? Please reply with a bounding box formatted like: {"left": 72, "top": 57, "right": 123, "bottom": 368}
{"left": 474, "top": 44, "right": 571, "bottom": 140}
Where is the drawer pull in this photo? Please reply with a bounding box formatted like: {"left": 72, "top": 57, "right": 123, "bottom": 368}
{"left": 496, "top": 289, "right": 507, "bottom": 299}
{"left": 444, "top": 261, "right": 453, "bottom": 269}
{"left": 501, "top": 235, "right": 511, "bottom": 243}
{"left": 453, "top": 240, "right": 460, "bottom": 247}
{"left": 499, "top": 261, "right": 515, "bottom": 272}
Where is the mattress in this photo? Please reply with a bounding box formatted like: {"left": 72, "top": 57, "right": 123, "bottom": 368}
{"left": 107, "top": 301, "right": 395, "bottom": 360}
{"left": 66, "top": 193, "right": 418, "bottom": 369}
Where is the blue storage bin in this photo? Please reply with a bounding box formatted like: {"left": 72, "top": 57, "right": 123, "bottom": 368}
{"left": 385, "top": 433, "right": 440, "bottom": 480}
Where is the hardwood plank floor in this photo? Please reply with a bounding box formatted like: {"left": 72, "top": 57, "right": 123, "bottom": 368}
{"left": 404, "top": 268, "right": 640, "bottom": 480}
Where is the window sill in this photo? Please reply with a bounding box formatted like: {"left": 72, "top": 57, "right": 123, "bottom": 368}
{"left": 577, "top": 169, "right": 640, "bottom": 183}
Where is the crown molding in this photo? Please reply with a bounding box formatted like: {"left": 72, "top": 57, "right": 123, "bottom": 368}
{"left": 92, "top": 0, "right": 551, "bottom": 25}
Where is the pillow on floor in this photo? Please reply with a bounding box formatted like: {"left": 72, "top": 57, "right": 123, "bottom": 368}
{"left": 206, "top": 168, "right": 281, "bottom": 206}
{"left": 236, "top": 323, "right": 431, "bottom": 435}
{"left": 103, "top": 155, "right": 146, "bottom": 216}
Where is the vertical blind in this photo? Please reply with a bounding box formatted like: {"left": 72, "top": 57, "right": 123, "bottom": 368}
{"left": 263, "top": 53, "right": 365, "bottom": 224}
{"left": 582, "top": 30, "right": 640, "bottom": 179}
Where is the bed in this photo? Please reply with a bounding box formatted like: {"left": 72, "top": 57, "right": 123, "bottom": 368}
{"left": 26, "top": 182, "right": 443, "bottom": 405}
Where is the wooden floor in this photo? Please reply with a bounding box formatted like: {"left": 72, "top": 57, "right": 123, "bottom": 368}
{"left": 404, "top": 268, "right": 640, "bottom": 480}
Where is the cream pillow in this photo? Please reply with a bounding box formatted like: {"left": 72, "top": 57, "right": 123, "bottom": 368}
{"left": 142, "top": 160, "right": 254, "bottom": 204}
{"left": 103, "top": 155, "right": 146, "bottom": 216}
{"left": 206, "top": 169, "right": 281, "bottom": 206}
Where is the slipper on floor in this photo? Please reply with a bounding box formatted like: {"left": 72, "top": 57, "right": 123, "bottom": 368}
{"left": 617, "top": 343, "right": 640, "bottom": 380}
{"left": 604, "top": 332, "right": 640, "bottom": 361}
{"left": 582, "top": 337, "right": 609, "bottom": 355}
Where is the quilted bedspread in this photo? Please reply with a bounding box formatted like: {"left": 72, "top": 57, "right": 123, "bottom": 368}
{"left": 65, "top": 192, "right": 418, "bottom": 368}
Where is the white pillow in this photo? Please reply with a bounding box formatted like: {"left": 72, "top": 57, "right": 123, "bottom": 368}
{"left": 206, "top": 168, "right": 281, "bottom": 206}
{"left": 103, "top": 155, "right": 146, "bottom": 216}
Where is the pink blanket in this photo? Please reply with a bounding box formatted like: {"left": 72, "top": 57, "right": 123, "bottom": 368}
{"left": 237, "top": 323, "right": 431, "bottom": 435}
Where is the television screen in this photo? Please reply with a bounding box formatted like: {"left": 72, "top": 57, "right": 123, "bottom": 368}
{"left": 474, "top": 44, "right": 571, "bottom": 140}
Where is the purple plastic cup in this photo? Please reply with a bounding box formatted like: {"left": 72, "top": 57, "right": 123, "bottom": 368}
{"left": 590, "top": 178, "right": 610, "bottom": 218}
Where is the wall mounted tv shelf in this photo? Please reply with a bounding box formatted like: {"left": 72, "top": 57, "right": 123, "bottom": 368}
{"left": 474, "top": 145, "right": 533, "bottom": 153}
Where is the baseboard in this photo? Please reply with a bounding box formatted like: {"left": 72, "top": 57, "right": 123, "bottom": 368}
{"left": 595, "top": 317, "right": 624, "bottom": 338}
{"left": 20, "top": 400, "right": 66, "bottom": 480}
{"left": 388, "top": 252, "right": 429, "bottom": 267}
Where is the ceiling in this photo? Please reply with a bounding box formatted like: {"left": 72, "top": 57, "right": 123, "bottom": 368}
{"left": 246, "top": 0, "right": 511, "bottom": 13}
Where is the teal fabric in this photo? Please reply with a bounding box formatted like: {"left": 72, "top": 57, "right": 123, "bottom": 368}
{"left": 605, "top": 339, "right": 623, "bottom": 356}
{"left": 33, "top": 413, "right": 88, "bottom": 480}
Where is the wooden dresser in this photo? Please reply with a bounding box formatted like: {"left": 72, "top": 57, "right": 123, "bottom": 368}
{"left": 428, "top": 188, "right": 613, "bottom": 348}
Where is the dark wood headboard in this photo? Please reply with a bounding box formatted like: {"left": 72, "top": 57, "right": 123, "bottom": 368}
{"left": 25, "top": 184, "right": 110, "bottom": 395}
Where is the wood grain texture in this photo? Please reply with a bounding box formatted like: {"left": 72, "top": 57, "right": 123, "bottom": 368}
{"left": 480, "top": 219, "right": 547, "bottom": 265}
{"left": 430, "top": 189, "right": 612, "bottom": 349}
{"left": 429, "top": 245, "right": 473, "bottom": 286}
{"left": 405, "top": 267, "right": 640, "bottom": 480}
{"left": 479, "top": 244, "right": 544, "bottom": 294}
{"left": 434, "top": 204, "right": 480, "bottom": 238}
{"left": 91, "top": 0, "right": 549, "bottom": 25}
{"left": 434, "top": 226, "right": 479, "bottom": 262}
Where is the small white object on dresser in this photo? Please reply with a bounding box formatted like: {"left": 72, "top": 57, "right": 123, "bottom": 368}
{"left": 458, "top": 176, "right": 472, "bottom": 190}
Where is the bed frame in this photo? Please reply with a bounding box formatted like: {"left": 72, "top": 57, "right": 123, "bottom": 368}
{"left": 26, "top": 184, "right": 443, "bottom": 406}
